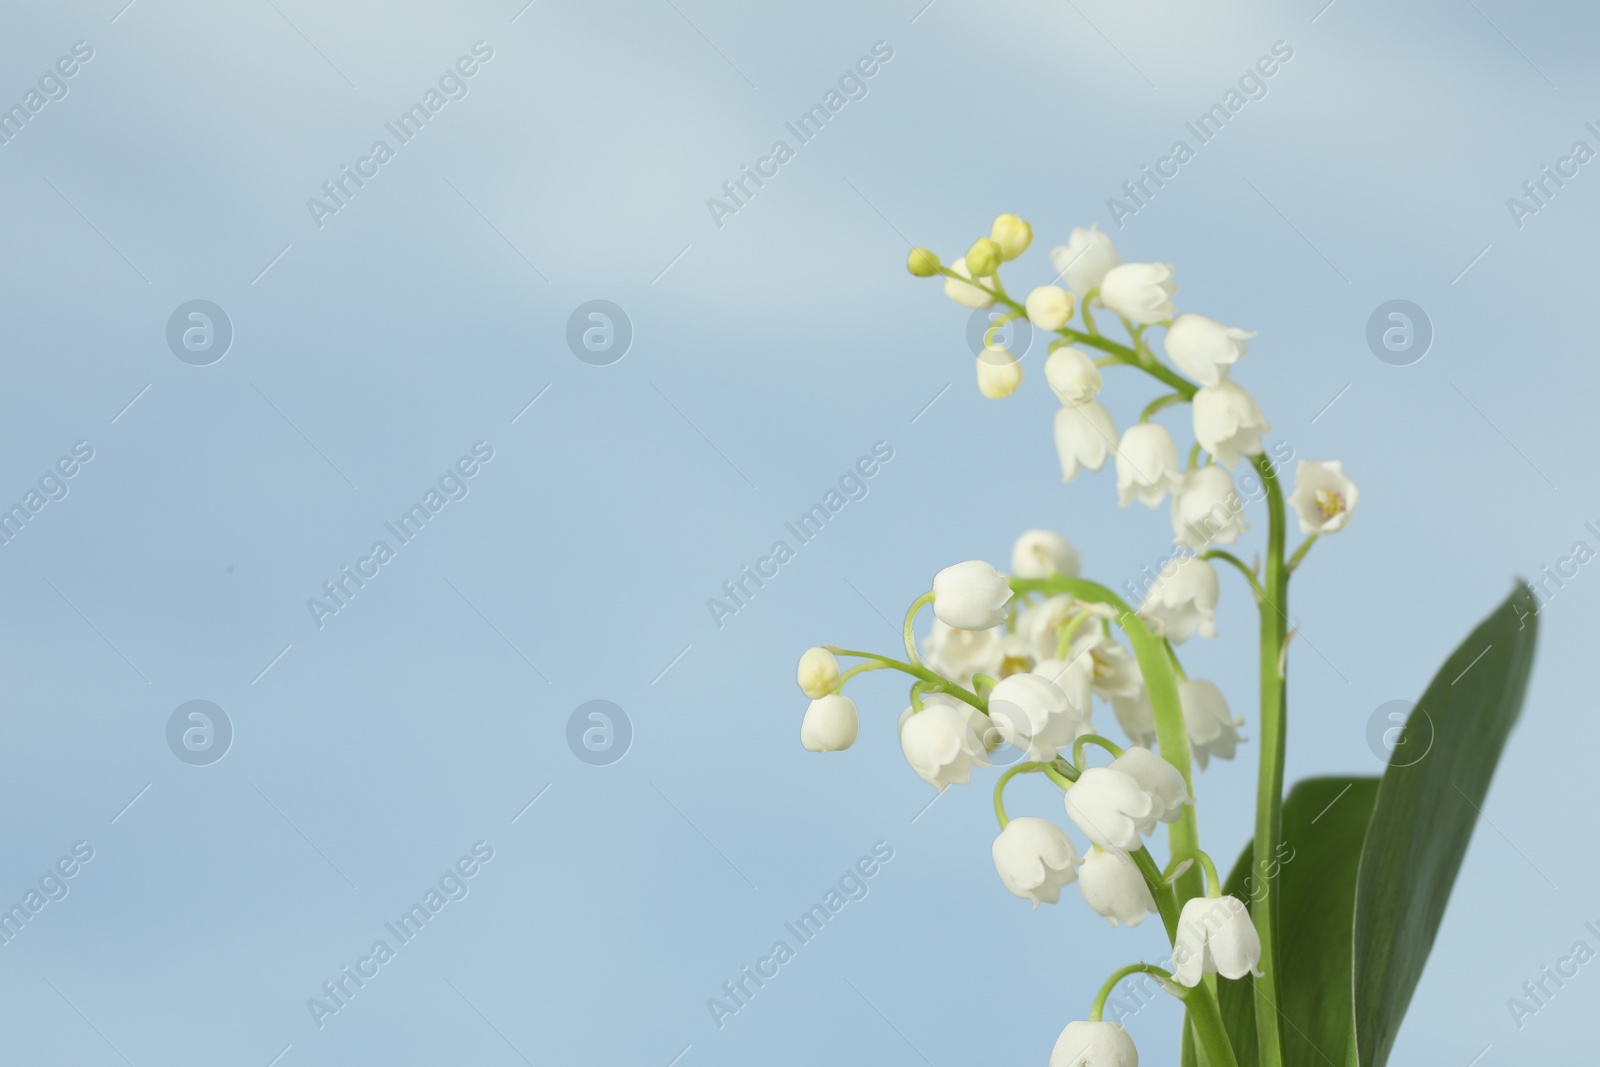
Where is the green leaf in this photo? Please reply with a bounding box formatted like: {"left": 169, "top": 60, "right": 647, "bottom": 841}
{"left": 1215, "top": 776, "right": 1380, "bottom": 1067}
{"left": 1353, "top": 584, "right": 1539, "bottom": 1067}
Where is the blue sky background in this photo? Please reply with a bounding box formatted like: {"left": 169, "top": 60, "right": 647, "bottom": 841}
{"left": 0, "top": 0, "right": 1596, "bottom": 1064}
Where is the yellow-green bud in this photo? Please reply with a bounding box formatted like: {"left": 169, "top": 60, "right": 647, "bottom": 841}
{"left": 966, "top": 238, "right": 1003, "bottom": 279}
{"left": 990, "top": 214, "right": 1033, "bottom": 260}
{"left": 906, "top": 247, "right": 941, "bottom": 277}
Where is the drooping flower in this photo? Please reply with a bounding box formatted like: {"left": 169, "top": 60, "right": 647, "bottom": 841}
{"left": 1172, "top": 465, "right": 1248, "bottom": 550}
{"left": 800, "top": 695, "right": 858, "bottom": 752}
{"left": 1139, "top": 556, "right": 1220, "bottom": 644}
{"left": 1050, "top": 224, "right": 1122, "bottom": 298}
{"left": 1287, "top": 460, "right": 1359, "bottom": 535}
{"left": 1012, "top": 529, "right": 1081, "bottom": 579}
{"left": 1179, "top": 679, "right": 1244, "bottom": 770}
{"left": 1026, "top": 285, "right": 1074, "bottom": 330}
{"left": 1054, "top": 401, "right": 1117, "bottom": 481}
{"left": 976, "top": 345, "right": 1023, "bottom": 399}
{"left": 1044, "top": 346, "right": 1102, "bottom": 404}
{"left": 898, "top": 702, "right": 989, "bottom": 789}
{"left": 1023, "top": 595, "right": 1100, "bottom": 661}
{"left": 1164, "top": 313, "right": 1255, "bottom": 386}
{"left": 1030, "top": 656, "right": 1094, "bottom": 725}
{"left": 943, "top": 253, "right": 996, "bottom": 309}
{"left": 1193, "top": 381, "right": 1270, "bottom": 468}
{"left": 1172, "top": 894, "right": 1264, "bottom": 986}
{"left": 992, "top": 817, "right": 1080, "bottom": 906}
{"left": 1063, "top": 767, "right": 1157, "bottom": 852}
{"left": 932, "top": 560, "right": 1012, "bottom": 631}
{"left": 796, "top": 647, "right": 840, "bottom": 699}
{"left": 989, "top": 672, "right": 1080, "bottom": 761}
{"left": 922, "top": 619, "right": 1002, "bottom": 689}
{"left": 1068, "top": 628, "right": 1144, "bottom": 701}
{"left": 1099, "top": 262, "right": 1177, "bottom": 325}
{"left": 1050, "top": 1020, "right": 1140, "bottom": 1067}
{"left": 1115, "top": 423, "right": 1184, "bottom": 508}
{"left": 1108, "top": 747, "right": 1191, "bottom": 823}
{"left": 1078, "top": 845, "right": 1157, "bottom": 928}
{"left": 1111, "top": 688, "right": 1158, "bottom": 749}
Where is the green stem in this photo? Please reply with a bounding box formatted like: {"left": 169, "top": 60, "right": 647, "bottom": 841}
{"left": 1164, "top": 848, "right": 1221, "bottom": 896}
{"left": 992, "top": 761, "right": 1055, "bottom": 828}
{"left": 1071, "top": 733, "right": 1125, "bottom": 769}
{"left": 836, "top": 660, "right": 893, "bottom": 690}
{"left": 824, "top": 646, "right": 986, "bottom": 713}
{"left": 1079, "top": 288, "right": 1100, "bottom": 334}
{"left": 1008, "top": 577, "right": 1203, "bottom": 905}
{"left": 1131, "top": 846, "right": 1180, "bottom": 940}
{"left": 1203, "top": 549, "right": 1265, "bottom": 602}
{"left": 903, "top": 591, "right": 934, "bottom": 665}
{"left": 1090, "top": 963, "right": 1172, "bottom": 1021}
{"left": 1042, "top": 762, "right": 1077, "bottom": 789}
{"left": 1140, "top": 392, "right": 1185, "bottom": 423}
{"left": 1251, "top": 452, "right": 1290, "bottom": 1067}
{"left": 972, "top": 673, "right": 998, "bottom": 693}
{"left": 1184, "top": 982, "right": 1242, "bottom": 1067}
{"left": 1287, "top": 534, "right": 1318, "bottom": 573}
{"left": 1053, "top": 609, "right": 1097, "bottom": 660}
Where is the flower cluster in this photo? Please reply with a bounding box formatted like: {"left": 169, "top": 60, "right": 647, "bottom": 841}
{"left": 793, "top": 217, "right": 1364, "bottom": 1066}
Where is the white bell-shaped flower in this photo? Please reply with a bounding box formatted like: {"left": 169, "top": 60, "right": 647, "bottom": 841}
{"left": 1044, "top": 346, "right": 1103, "bottom": 404}
{"left": 1179, "top": 679, "right": 1244, "bottom": 770}
{"left": 942, "top": 253, "right": 995, "bottom": 308}
{"left": 1063, "top": 767, "right": 1157, "bottom": 852}
{"left": 992, "top": 817, "right": 1081, "bottom": 906}
{"left": 1078, "top": 845, "right": 1157, "bottom": 928}
{"left": 1172, "top": 894, "right": 1264, "bottom": 986}
{"left": 1139, "top": 555, "right": 1220, "bottom": 644}
{"left": 1172, "top": 465, "right": 1249, "bottom": 550}
{"left": 1108, "top": 747, "right": 1191, "bottom": 823}
{"left": 976, "top": 345, "right": 1023, "bottom": 399}
{"left": 1050, "top": 1020, "right": 1140, "bottom": 1067}
{"left": 1050, "top": 224, "right": 1122, "bottom": 298}
{"left": 1055, "top": 401, "right": 1117, "bottom": 482}
{"left": 1287, "top": 459, "right": 1359, "bottom": 535}
{"left": 922, "top": 619, "right": 1002, "bottom": 690}
{"left": 1099, "top": 262, "right": 1177, "bottom": 325}
{"left": 1193, "top": 381, "right": 1269, "bottom": 468}
{"left": 800, "top": 695, "right": 858, "bottom": 752}
{"left": 1111, "top": 688, "right": 1158, "bottom": 749}
{"left": 932, "top": 560, "right": 1012, "bottom": 631}
{"left": 796, "top": 646, "right": 840, "bottom": 699}
{"left": 1030, "top": 656, "right": 1094, "bottom": 725}
{"left": 1026, "top": 285, "right": 1074, "bottom": 331}
{"left": 898, "top": 702, "right": 989, "bottom": 789}
{"left": 1164, "top": 313, "right": 1255, "bottom": 386}
{"left": 1067, "top": 629, "right": 1144, "bottom": 701}
{"left": 1011, "top": 529, "right": 1081, "bottom": 579}
{"left": 1115, "top": 423, "right": 1184, "bottom": 508}
{"left": 989, "top": 672, "right": 1079, "bottom": 762}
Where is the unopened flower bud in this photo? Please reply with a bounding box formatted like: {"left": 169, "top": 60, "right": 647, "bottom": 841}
{"left": 796, "top": 646, "right": 840, "bottom": 699}
{"left": 965, "top": 237, "right": 1003, "bottom": 278}
{"left": 1025, "top": 285, "right": 1074, "bottom": 331}
{"left": 800, "top": 694, "right": 859, "bottom": 752}
{"left": 989, "top": 214, "right": 1033, "bottom": 260}
{"left": 906, "top": 246, "right": 941, "bottom": 277}
{"left": 976, "top": 345, "right": 1022, "bottom": 399}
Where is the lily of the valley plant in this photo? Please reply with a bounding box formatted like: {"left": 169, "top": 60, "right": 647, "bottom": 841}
{"left": 791, "top": 216, "right": 1540, "bottom": 1067}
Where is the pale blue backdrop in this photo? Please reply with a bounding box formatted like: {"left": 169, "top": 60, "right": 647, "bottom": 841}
{"left": 0, "top": 0, "right": 1593, "bottom": 1064}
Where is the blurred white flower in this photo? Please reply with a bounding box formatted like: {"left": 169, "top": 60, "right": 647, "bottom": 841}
{"left": 1112, "top": 687, "right": 1158, "bottom": 749}
{"left": 898, "top": 702, "right": 989, "bottom": 789}
{"left": 1172, "top": 466, "right": 1248, "bottom": 550}
{"left": 943, "top": 253, "right": 996, "bottom": 308}
{"left": 1050, "top": 224, "right": 1122, "bottom": 298}
{"left": 1078, "top": 845, "right": 1157, "bottom": 928}
{"left": 800, "top": 695, "right": 858, "bottom": 752}
{"left": 796, "top": 646, "right": 840, "bottom": 699}
{"left": 1099, "top": 262, "right": 1178, "bottom": 325}
{"left": 975, "top": 345, "right": 1022, "bottom": 399}
{"left": 1069, "top": 629, "right": 1144, "bottom": 701}
{"left": 1054, "top": 401, "right": 1117, "bottom": 482}
{"left": 1140, "top": 556, "right": 1219, "bottom": 644}
{"left": 1193, "top": 381, "right": 1269, "bottom": 468}
{"left": 1026, "top": 285, "right": 1074, "bottom": 331}
{"left": 1030, "top": 656, "right": 1095, "bottom": 724}
{"left": 1115, "top": 423, "right": 1184, "bottom": 508}
{"left": 932, "top": 560, "right": 1012, "bottom": 630}
{"left": 1164, "top": 313, "right": 1255, "bottom": 386}
{"left": 1287, "top": 460, "right": 1359, "bottom": 535}
{"left": 1172, "top": 895, "right": 1263, "bottom": 986}
{"left": 1044, "top": 346, "right": 1103, "bottom": 404}
{"left": 1012, "top": 529, "right": 1081, "bottom": 579}
{"left": 923, "top": 619, "right": 1001, "bottom": 689}
{"left": 1179, "top": 679, "right": 1244, "bottom": 770}
{"left": 992, "top": 817, "right": 1080, "bottom": 906}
